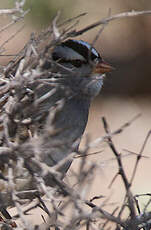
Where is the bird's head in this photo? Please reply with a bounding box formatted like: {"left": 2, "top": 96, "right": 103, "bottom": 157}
{"left": 52, "top": 39, "right": 113, "bottom": 99}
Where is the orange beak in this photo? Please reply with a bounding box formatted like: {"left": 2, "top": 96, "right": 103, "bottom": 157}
{"left": 93, "top": 60, "right": 114, "bottom": 74}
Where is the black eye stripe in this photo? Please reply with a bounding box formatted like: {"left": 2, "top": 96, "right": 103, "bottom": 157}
{"left": 54, "top": 58, "right": 87, "bottom": 67}
{"left": 52, "top": 40, "right": 102, "bottom": 66}
{"left": 52, "top": 52, "right": 61, "bottom": 61}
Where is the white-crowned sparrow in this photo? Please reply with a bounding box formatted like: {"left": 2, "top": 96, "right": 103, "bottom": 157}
{"left": 32, "top": 39, "right": 113, "bottom": 178}
{"left": 0, "top": 39, "right": 113, "bottom": 221}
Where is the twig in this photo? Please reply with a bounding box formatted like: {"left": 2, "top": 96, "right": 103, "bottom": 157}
{"left": 102, "top": 117, "right": 136, "bottom": 219}
{"left": 0, "top": 10, "right": 29, "bottom": 35}
{"left": 85, "top": 200, "right": 126, "bottom": 228}
{"left": 67, "top": 10, "right": 151, "bottom": 37}
{"left": 0, "top": 24, "right": 25, "bottom": 51}
{"left": 130, "top": 130, "right": 151, "bottom": 185}
{"left": 58, "top": 12, "right": 87, "bottom": 27}
{"left": 90, "top": 113, "right": 141, "bottom": 147}
{"left": 0, "top": 0, "right": 26, "bottom": 15}
{"left": 52, "top": 11, "right": 61, "bottom": 40}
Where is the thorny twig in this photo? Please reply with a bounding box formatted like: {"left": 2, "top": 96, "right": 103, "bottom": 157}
{"left": 0, "top": 0, "right": 26, "bottom": 15}
{"left": 102, "top": 117, "right": 136, "bottom": 220}
{"left": 130, "top": 130, "right": 151, "bottom": 185}
{"left": 67, "top": 10, "right": 151, "bottom": 37}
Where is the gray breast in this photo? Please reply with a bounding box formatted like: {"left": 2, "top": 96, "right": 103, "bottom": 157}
{"left": 38, "top": 96, "right": 90, "bottom": 186}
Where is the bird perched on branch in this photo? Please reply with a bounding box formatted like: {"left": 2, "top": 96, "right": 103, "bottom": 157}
{"left": 0, "top": 39, "right": 113, "bottom": 222}
{"left": 17, "top": 39, "right": 112, "bottom": 184}
{"left": 1, "top": 39, "right": 113, "bottom": 187}
{"left": 38, "top": 39, "right": 113, "bottom": 176}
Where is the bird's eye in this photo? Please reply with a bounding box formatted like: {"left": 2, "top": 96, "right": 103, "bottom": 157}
{"left": 71, "top": 60, "right": 83, "bottom": 67}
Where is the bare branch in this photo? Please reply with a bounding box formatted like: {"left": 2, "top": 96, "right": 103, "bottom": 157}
{"left": 67, "top": 10, "right": 151, "bottom": 37}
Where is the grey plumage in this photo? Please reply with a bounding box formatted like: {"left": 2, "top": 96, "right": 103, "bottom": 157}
{"left": 0, "top": 39, "right": 112, "bottom": 206}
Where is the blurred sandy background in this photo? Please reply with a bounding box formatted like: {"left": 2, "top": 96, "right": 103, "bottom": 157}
{"left": 1, "top": 0, "right": 151, "bottom": 226}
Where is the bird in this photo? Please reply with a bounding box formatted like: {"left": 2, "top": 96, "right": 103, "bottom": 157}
{"left": 1, "top": 39, "right": 113, "bottom": 185}
{"left": 33, "top": 39, "right": 113, "bottom": 182}
{"left": 0, "top": 39, "right": 113, "bottom": 222}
